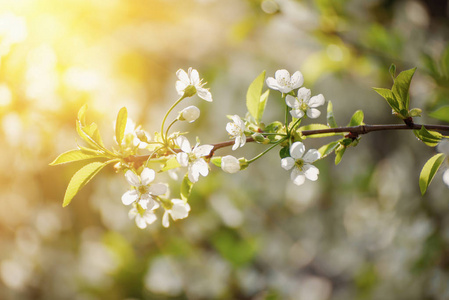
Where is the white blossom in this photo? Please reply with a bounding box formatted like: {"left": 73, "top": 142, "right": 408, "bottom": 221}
{"left": 162, "top": 199, "right": 191, "bottom": 228}
{"left": 221, "top": 155, "right": 241, "bottom": 173}
{"left": 266, "top": 69, "right": 304, "bottom": 94}
{"left": 226, "top": 115, "right": 246, "bottom": 150}
{"left": 128, "top": 205, "right": 157, "bottom": 229}
{"left": 285, "top": 87, "right": 325, "bottom": 119}
{"left": 176, "top": 67, "right": 212, "bottom": 102}
{"left": 179, "top": 105, "right": 200, "bottom": 123}
{"left": 176, "top": 136, "right": 213, "bottom": 183}
{"left": 121, "top": 168, "right": 167, "bottom": 209}
{"left": 119, "top": 118, "right": 151, "bottom": 149}
{"left": 281, "top": 142, "right": 320, "bottom": 185}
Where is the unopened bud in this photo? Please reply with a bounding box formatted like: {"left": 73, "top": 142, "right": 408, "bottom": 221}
{"left": 221, "top": 155, "right": 241, "bottom": 173}
{"left": 179, "top": 105, "right": 200, "bottom": 123}
{"left": 136, "top": 130, "right": 150, "bottom": 143}
{"left": 252, "top": 133, "right": 270, "bottom": 144}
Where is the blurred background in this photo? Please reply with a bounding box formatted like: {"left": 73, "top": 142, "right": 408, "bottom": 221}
{"left": 1, "top": 0, "right": 449, "bottom": 299}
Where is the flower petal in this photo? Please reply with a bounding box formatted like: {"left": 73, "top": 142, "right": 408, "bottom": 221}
{"left": 290, "top": 109, "right": 304, "bottom": 119}
{"left": 122, "top": 190, "right": 139, "bottom": 205}
{"left": 149, "top": 183, "right": 168, "bottom": 196}
{"left": 290, "top": 71, "right": 304, "bottom": 89}
{"left": 135, "top": 215, "right": 148, "bottom": 229}
{"left": 303, "top": 149, "right": 321, "bottom": 163}
{"left": 189, "top": 68, "right": 200, "bottom": 86}
{"left": 291, "top": 168, "right": 306, "bottom": 185}
{"left": 176, "top": 81, "right": 188, "bottom": 95}
{"left": 193, "top": 159, "right": 209, "bottom": 176}
{"left": 194, "top": 144, "right": 214, "bottom": 156}
{"left": 281, "top": 157, "right": 295, "bottom": 170}
{"left": 232, "top": 136, "right": 240, "bottom": 150}
{"left": 171, "top": 205, "right": 190, "bottom": 220}
{"left": 275, "top": 69, "right": 290, "bottom": 82}
{"left": 285, "top": 95, "right": 299, "bottom": 109}
{"left": 142, "top": 211, "right": 157, "bottom": 225}
{"left": 140, "top": 168, "right": 155, "bottom": 185}
{"left": 303, "top": 164, "right": 319, "bottom": 181}
{"left": 443, "top": 169, "right": 449, "bottom": 187}
{"left": 308, "top": 94, "right": 325, "bottom": 108}
{"left": 307, "top": 108, "right": 321, "bottom": 119}
{"left": 266, "top": 77, "right": 281, "bottom": 90}
{"left": 176, "top": 136, "right": 191, "bottom": 153}
{"left": 289, "top": 142, "right": 305, "bottom": 159}
{"left": 162, "top": 211, "right": 170, "bottom": 228}
{"left": 188, "top": 167, "right": 200, "bottom": 183}
{"left": 297, "top": 87, "right": 311, "bottom": 101}
{"left": 197, "top": 88, "right": 213, "bottom": 102}
{"left": 176, "top": 69, "right": 190, "bottom": 84}
{"left": 177, "top": 152, "right": 189, "bottom": 167}
{"left": 125, "top": 170, "right": 140, "bottom": 186}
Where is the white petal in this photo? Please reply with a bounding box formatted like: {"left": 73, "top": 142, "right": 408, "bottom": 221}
{"left": 176, "top": 81, "right": 188, "bottom": 95}
{"left": 290, "top": 71, "right": 304, "bottom": 89}
{"left": 197, "top": 88, "right": 212, "bottom": 102}
{"left": 232, "top": 136, "right": 240, "bottom": 150}
{"left": 188, "top": 167, "right": 199, "bottom": 183}
{"left": 443, "top": 169, "right": 449, "bottom": 187}
{"left": 135, "top": 215, "right": 148, "bottom": 229}
{"left": 194, "top": 144, "right": 213, "bottom": 156}
{"left": 275, "top": 69, "right": 290, "bottom": 82}
{"left": 239, "top": 134, "right": 246, "bottom": 147}
{"left": 266, "top": 77, "right": 281, "bottom": 90}
{"left": 162, "top": 211, "right": 170, "bottom": 228}
{"left": 281, "top": 157, "right": 295, "bottom": 170}
{"left": 290, "top": 109, "right": 305, "bottom": 119}
{"left": 148, "top": 183, "right": 168, "bottom": 196}
{"left": 122, "top": 190, "right": 139, "bottom": 205}
{"left": 171, "top": 204, "right": 189, "bottom": 220}
{"left": 177, "top": 152, "right": 189, "bottom": 167}
{"left": 291, "top": 168, "right": 306, "bottom": 185}
{"left": 139, "top": 198, "right": 149, "bottom": 210}
{"left": 289, "top": 142, "right": 305, "bottom": 159}
{"left": 279, "top": 86, "right": 294, "bottom": 94}
{"left": 142, "top": 212, "right": 157, "bottom": 225}
{"left": 128, "top": 207, "right": 138, "bottom": 219}
{"left": 125, "top": 170, "right": 140, "bottom": 186}
{"left": 221, "top": 155, "right": 240, "bottom": 173}
{"left": 303, "top": 164, "right": 319, "bottom": 181}
{"left": 193, "top": 159, "right": 209, "bottom": 176}
{"left": 308, "top": 94, "right": 325, "bottom": 108}
{"left": 303, "top": 149, "right": 321, "bottom": 163}
{"left": 297, "top": 87, "right": 311, "bottom": 101}
{"left": 189, "top": 68, "right": 200, "bottom": 85}
{"left": 307, "top": 108, "right": 321, "bottom": 119}
{"left": 140, "top": 168, "right": 155, "bottom": 185}
{"left": 285, "top": 95, "right": 299, "bottom": 109}
{"left": 176, "top": 69, "right": 190, "bottom": 84}
{"left": 176, "top": 136, "right": 191, "bottom": 153}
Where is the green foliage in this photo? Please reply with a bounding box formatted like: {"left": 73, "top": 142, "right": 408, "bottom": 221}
{"left": 348, "top": 110, "right": 364, "bottom": 126}
{"left": 279, "top": 146, "right": 290, "bottom": 158}
{"left": 160, "top": 156, "right": 181, "bottom": 172}
{"left": 246, "top": 70, "right": 269, "bottom": 124}
{"left": 334, "top": 145, "right": 346, "bottom": 165}
{"left": 180, "top": 174, "right": 193, "bottom": 202}
{"left": 211, "top": 156, "right": 222, "bottom": 167}
{"left": 115, "top": 107, "right": 128, "bottom": 147}
{"left": 318, "top": 141, "right": 339, "bottom": 159}
{"left": 63, "top": 162, "right": 109, "bottom": 207}
{"left": 419, "top": 153, "right": 446, "bottom": 195}
{"left": 429, "top": 105, "right": 449, "bottom": 123}
{"left": 211, "top": 229, "right": 258, "bottom": 267}
{"left": 414, "top": 126, "right": 443, "bottom": 147}
{"left": 298, "top": 124, "right": 337, "bottom": 138}
{"left": 50, "top": 149, "right": 108, "bottom": 165}
{"left": 326, "top": 100, "right": 338, "bottom": 128}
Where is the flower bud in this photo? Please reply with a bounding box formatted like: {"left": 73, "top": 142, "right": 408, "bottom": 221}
{"left": 179, "top": 105, "right": 200, "bottom": 123}
{"left": 252, "top": 133, "right": 270, "bottom": 144}
{"left": 221, "top": 155, "right": 240, "bottom": 173}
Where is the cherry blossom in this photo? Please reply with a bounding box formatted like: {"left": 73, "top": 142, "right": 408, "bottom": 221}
{"left": 179, "top": 105, "right": 200, "bottom": 123}
{"left": 162, "top": 199, "right": 191, "bottom": 228}
{"left": 176, "top": 68, "right": 212, "bottom": 102}
{"left": 266, "top": 69, "right": 304, "bottom": 94}
{"left": 226, "top": 115, "right": 246, "bottom": 150}
{"left": 285, "top": 87, "right": 325, "bottom": 119}
{"left": 281, "top": 142, "right": 321, "bottom": 185}
{"left": 221, "top": 155, "right": 241, "bottom": 173}
{"left": 128, "top": 204, "right": 158, "bottom": 229}
{"left": 176, "top": 136, "right": 213, "bottom": 183}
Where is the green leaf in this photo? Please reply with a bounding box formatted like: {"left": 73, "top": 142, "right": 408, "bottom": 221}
{"left": 180, "top": 174, "right": 193, "bottom": 202}
{"left": 257, "top": 89, "right": 270, "bottom": 122}
{"left": 348, "top": 110, "right": 364, "bottom": 126}
{"left": 335, "top": 145, "right": 346, "bottom": 165}
{"left": 298, "top": 124, "right": 339, "bottom": 138}
{"left": 327, "top": 101, "right": 338, "bottom": 128}
{"left": 50, "top": 149, "right": 108, "bottom": 165}
{"left": 246, "top": 71, "right": 266, "bottom": 123}
{"left": 318, "top": 141, "right": 339, "bottom": 159}
{"left": 279, "top": 146, "right": 290, "bottom": 159}
{"left": 442, "top": 45, "right": 449, "bottom": 78}
{"left": 392, "top": 67, "right": 416, "bottom": 111}
{"left": 409, "top": 108, "right": 422, "bottom": 117}
{"left": 76, "top": 105, "right": 106, "bottom": 150}
{"left": 63, "top": 161, "right": 108, "bottom": 207}
{"left": 373, "top": 87, "right": 400, "bottom": 112}
{"left": 389, "top": 64, "right": 396, "bottom": 79}
{"left": 414, "top": 126, "right": 443, "bottom": 147}
{"left": 160, "top": 156, "right": 181, "bottom": 172}
{"left": 211, "top": 157, "right": 222, "bottom": 168}
{"left": 429, "top": 106, "right": 449, "bottom": 123}
{"left": 419, "top": 153, "right": 446, "bottom": 195}
{"left": 115, "top": 107, "right": 128, "bottom": 146}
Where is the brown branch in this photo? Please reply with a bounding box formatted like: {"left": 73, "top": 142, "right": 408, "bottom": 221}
{"left": 124, "top": 123, "right": 449, "bottom": 163}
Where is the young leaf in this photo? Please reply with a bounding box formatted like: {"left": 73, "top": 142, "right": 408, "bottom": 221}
{"left": 160, "top": 156, "right": 181, "bottom": 172}
{"left": 414, "top": 126, "right": 443, "bottom": 147}
{"left": 392, "top": 67, "right": 416, "bottom": 110}
{"left": 180, "top": 174, "right": 193, "bottom": 202}
{"left": 373, "top": 87, "right": 400, "bottom": 112}
{"left": 348, "top": 110, "right": 364, "bottom": 126}
{"left": 327, "top": 101, "right": 338, "bottom": 128}
{"left": 211, "top": 157, "right": 222, "bottom": 168}
{"left": 257, "top": 89, "right": 270, "bottom": 122}
{"left": 63, "top": 161, "right": 108, "bottom": 207}
{"left": 246, "top": 70, "right": 266, "bottom": 123}
{"left": 50, "top": 149, "right": 108, "bottom": 166}
{"left": 429, "top": 106, "right": 449, "bottom": 123}
{"left": 389, "top": 64, "right": 396, "bottom": 79}
{"left": 299, "top": 124, "right": 339, "bottom": 138}
{"left": 419, "top": 153, "right": 446, "bottom": 195}
{"left": 115, "top": 107, "right": 128, "bottom": 146}
{"left": 76, "top": 105, "right": 106, "bottom": 150}
{"left": 335, "top": 145, "right": 346, "bottom": 165}
{"left": 318, "top": 141, "right": 339, "bottom": 159}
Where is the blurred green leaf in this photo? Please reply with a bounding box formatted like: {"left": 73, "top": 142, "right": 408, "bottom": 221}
{"left": 160, "top": 156, "right": 181, "bottom": 172}
{"left": 327, "top": 100, "right": 338, "bottom": 128}
{"left": 389, "top": 63, "right": 396, "bottom": 79}
{"left": 212, "top": 229, "right": 257, "bottom": 267}
{"left": 318, "top": 141, "right": 339, "bottom": 158}
{"left": 180, "top": 174, "right": 193, "bottom": 202}
{"left": 246, "top": 70, "right": 266, "bottom": 123}
{"left": 429, "top": 106, "right": 449, "bottom": 123}
{"left": 50, "top": 149, "right": 108, "bottom": 165}
{"left": 419, "top": 153, "right": 446, "bottom": 195}
{"left": 211, "top": 157, "right": 222, "bottom": 168}
{"left": 115, "top": 107, "right": 128, "bottom": 146}
{"left": 63, "top": 161, "right": 108, "bottom": 207}
{"left": 348, "top": 110, "right": 364, "bottom": 126}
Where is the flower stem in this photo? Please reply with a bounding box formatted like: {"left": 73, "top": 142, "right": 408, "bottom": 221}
{"left": 247, "top": 137, "right": 287, "bottom": 164}
{"left": 160, "top": 95, "right": 186, "bottom": 143}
